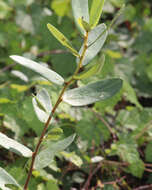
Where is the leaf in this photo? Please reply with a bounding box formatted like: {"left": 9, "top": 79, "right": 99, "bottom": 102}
{"left": 123, "top": 80, "right": 142, "bottom": 109}
{"left": 60, "top": 151, "right": 83, "bottom": 167}
{"left": 74, "top": 54, "right": 105, "bottom": 79}
{"left": 34, "top": 134, "right": 76, "bottom": 169}
{"left": 47, "top": 23, "right": 79, "bottom": 57}
{"left": 145, "top": 141, "right": 152, "bottom": 162}
{"left": 71, "top": 0, "right": 89, "bottom": 33}
{"left": 32, "top": 88, "right": 52, "bottom": 123}
{"left": 10, "top": 55, "right": 64, "bottom": 86}
{"left": 89, "top": 0, "right": 105, "bottom": 28}
{"left": 78, "top": 18, "right": 91, "bottom": 32}
{"left": 0, "top": 132, "right": 32, "bottom": 157}
{"left": 63, "top": 78, "right": 122, "bottom": 106}
{"left": 47, "top": 127, "right": 63, "bottom": 141}
{"left": 113, "top": 137, "right": 145, "bottom": 178}
{"left": 76, "top": 23, "right": 108, "bottom": 66}
{"left": 51, "top": 0, "right": 70, "bottom": 17}
{"left": 0, "top": 167, "right": 21, "bottom": 190}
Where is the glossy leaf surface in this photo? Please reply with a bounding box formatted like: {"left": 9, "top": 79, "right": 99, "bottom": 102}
{"left": 0, "top": 167, "right": 21, "bottom": 190}
{"left": 47, "top": 23, "right": 79, "bottom": 57}
{"left": 63, "top": 78, "right": 122, "bottom": 106}
{"left": 34, "top": 134, "right": 76, "bottom": 169}
{"left": 77, "top": 23, "right": 108, "bottom": 66}
{"left": 0, "top": 132, "right": 32, "bottom": 157}
{"left": 89, "top": 0, "right": 105, "bottom": 28}
{"left": 10, "top": 55, "right": 64, "bottom": 85}
{"left": 32, "top": 88, "right": 52, "bottom": 123}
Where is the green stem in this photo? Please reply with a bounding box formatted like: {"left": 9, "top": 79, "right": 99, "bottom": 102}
{"left": 23, "top": 31, "right": 89, "bottom": 190}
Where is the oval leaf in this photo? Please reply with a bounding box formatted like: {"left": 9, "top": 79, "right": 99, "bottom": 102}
{"left": 10, "top": 55, "right": 64, "bottom": 85}
{"left": 89, "top": 0, "right": 105, "bottom": 28}
{"left": 32, "top": 88, "right": 52, "bottom": 123}
{"left": 34, "top": 134, "right": 76, "bottom": 169}
{"left": 74, "top": 54, "right": 105, "bottom": 80}
{"left": 63, "top": 78, "right": 123, "bottom": 106}
{"left": 72, "top": 0, "right": 89, "bottom": 34}
{"left": 47, "top": 23, "right": 79, "bottom": 57}
{"left": 76, "top": 23, "right": 108, "bottom": 66}
{"left": 0, "top": 132, "right": 32, "bottom": 157}
{"left": 0, "top": 167, "right": 22, "bottom": 190}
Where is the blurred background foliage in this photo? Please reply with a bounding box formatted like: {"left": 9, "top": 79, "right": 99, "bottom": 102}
{"left": 0, "top": 0, "right": 152, "bottom": 189}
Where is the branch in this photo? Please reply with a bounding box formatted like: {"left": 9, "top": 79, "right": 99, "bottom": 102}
{"left": 133, "top": 184, "right": 152, "bottom": 190}
{"left": 23, "top": 31, "right": 89, "bottom": 190}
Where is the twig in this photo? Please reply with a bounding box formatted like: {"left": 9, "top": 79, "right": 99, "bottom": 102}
{"left": 145, "top": 168, "right": 152, "bottom": 173}
{"left": 37, "top": 49, "right": 69, "bottom": 57}
{"left": 103, "top": 176, "right": 126, "bottom": 185}
{"left": 91, "top": 109, "right": 117, "bottom": 141}
{"left": 133, "top": 184, "right": 152, "bottom": 190}
{"left": 83, "top": 162, "right": 102, "bottom": 190}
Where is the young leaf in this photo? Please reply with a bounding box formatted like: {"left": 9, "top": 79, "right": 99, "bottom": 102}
{"left": 74, "top": 54, "right": 105, "bottom": 79}
{"left": 10, "top": 55, "right": 64, "bottom": 85}
{"left": 71, "top": 0, "right": 89, "bottom": 34}
{"left": 78, "top": 18, "right": 91, "bottom": 32}
{"left": 0, "top": 132, "right": 32, "bottom": 157}
{"left": 0, "top": 167, "right": 22, "bottom": 190}
{"left": 32, "top": 88, "right": 52, "bottom": 123}
{"left": 76, "top": 23, "right": 108, "bottom": 66}
{"left": 47, "top": 23, "right": 79, "bottom": 57}
{"left": 63, "top": 78, "right": 122, "bottom": 106}
{"left": 89, "top": 0, "right": 105, "bottom": 28}
{"left": 34, "top": 134, "right": 76, "bottom": 169}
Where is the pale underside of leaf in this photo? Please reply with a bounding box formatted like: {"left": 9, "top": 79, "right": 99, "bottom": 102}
{"left": 47, "top": 23, "right": 79, "bottom": 57}
{"left": 0, "top": 167, "right": 21, "bottom": 190}
{"left": 76, "top": 23, "right": 108, "bottom": 66}
{"left": 0, "top": 132, "right": 33, "bottom": 157}
{"left": 32, "top": 88, "right": 52, "bottom": 123}
{"left": 71, "top": 0, "right": 89, "bottom": 34}
{"left": 10, "top": 55, "right": 64, "bottom": 85}
{"left": 34, "top": 134, "right": 76, "bottom": 169}
{"left": 63, "top": 78, "right": 123, "bottom": 106}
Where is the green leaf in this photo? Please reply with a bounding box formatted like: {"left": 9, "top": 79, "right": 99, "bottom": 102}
{"left": 47, "top": 127, "right": 63, "bottom": 141}
{"left": 47, "top": 23, "right": 79, "bottom": 57}
{"left": 0, "top": 132, "right": 32, "bottom": 157}
{"left": 89, "top": 0, "right": 105, "bottom": 28}
{"left": 113, "top": 137, "right": 145, "bottom": 178}
{"left": 46, "top": 180, "right": 59, "bottom": 190}
{"left": 63, "top": 78, "right": 122, "bottom": 106}
{"left": 74, "top": 54, "right": 105, "bottom": 79}
{"left": 77, "top": 23, "right": 108, "bottom": 66}
{"left": 51, "top": 0, "right": 70, "bottom": 17}
{"left": 60, "top": 151, "right": 83, "bottom": 167}
{"left": 78, "top": 18, "right": 91, "bottom": 32}
{"left": 32, "top": 88, "right": 52, "bottom": 123}
{"left": 145, "top": 141, "right": 152, "bottom": 162}
{"left": 34, "top": 134, "right": 76, "bottom": 169}
{"left": 0, "top": 167, "right": 22, "bottom": 190}
{"left": 123, "top": 81, "right": 142, "bottom": 109}
{"left": 10, "top": 55, "right": 64, "bottom": 85}
{"left": 71, "top": 0, "right": 89, "bottom": 33}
